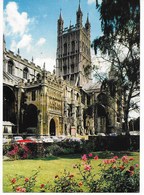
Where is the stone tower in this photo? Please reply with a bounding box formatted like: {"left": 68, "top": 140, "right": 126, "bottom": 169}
{"left": 56, "top": 2, "right": 92, "bottom": 87}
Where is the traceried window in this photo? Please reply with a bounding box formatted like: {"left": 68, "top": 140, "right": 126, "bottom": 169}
{"left": 23, "top": 67, "right": 28, "bottom": 79}
{"left": 8, "top": 60, "right": 14, "bottom": 74}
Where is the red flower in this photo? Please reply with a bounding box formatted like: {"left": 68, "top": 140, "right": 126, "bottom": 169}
{"left": 78, "top": 181, "right": 83, "bottom": 187}
{"left": 130, "top": 166, "right": 135, "bottom": 171}
{"left": 40, "top": 184, "right": 45, "bottom": 188}
{"left": 103, "top": 159, "right": 110, "bottom": 164}
{"left": 88, "top": 153, "right": 93, "bottom": 157}
{"left": 113, "top": 156, "right": 118, "bottom": 160}
{"left": 94, "top": 155, "right": 99, "bottom": 160}
{"left": 110, "top": 158, "right": 116, "bottom": 163}
{"left": 129, "top": 157, "right": 134, "bottom": 161}
{"left": 82, "top": 154, "right": 87, "bottom": 161}
{"left": 127, "top": 170, "right": 134, "bottom": 176}
{"left": 135, "top": 164, "right": 139, "bottom": 167}
{"left": 21, "top": 188, "right": 26, "bottom": 192}
{"left": 119, "top": 165, "right": 125, "bottom": 171}
{"left": 69, "top": 174, "right": 74, "bottom": 178}
{"left": 11, "top": 178, "right": 16, "bottom": 184}
{"left": 84, "top": 164, "right": 91, "bottom": 171}
{"left": 25, "top": 178, "right": 29, "bottom": 182}
{"left": 121, "top": 155, "right": 129, "bottom": 163}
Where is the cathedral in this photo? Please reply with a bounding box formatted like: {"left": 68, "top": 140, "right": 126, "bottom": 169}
{"left": 3, "top": 3, "right": 123, "bottom": 137}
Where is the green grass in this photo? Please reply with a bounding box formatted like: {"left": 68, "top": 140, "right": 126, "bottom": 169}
{"left": 3, "top": 151, "right": 139, "bottom": 192}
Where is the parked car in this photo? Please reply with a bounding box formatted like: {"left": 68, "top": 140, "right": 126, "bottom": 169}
{"left": 25, "top": 136, "right": 38, "bottom": 143}
{"left": 50, "top": 136, "right": 61, "bottom": 142}
{"left": 96, "top": 133, "right": 106, "bottom": 136}
{"left": 41, "top": 136, "right": 53, "bottom": 143}
{"left": 12, "top": 136, "right": 23, "bottom": 142}
{"left": 109, "top": 133, "right": 118, "bottom": 136}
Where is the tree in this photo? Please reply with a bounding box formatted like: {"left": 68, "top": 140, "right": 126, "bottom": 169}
{"left": 92, "top": 0, "right": 140, "bottom": 133}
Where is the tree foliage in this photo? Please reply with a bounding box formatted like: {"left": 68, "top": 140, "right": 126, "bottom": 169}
{"left": 92, "top": 0, "right": 140, "bottom": 132}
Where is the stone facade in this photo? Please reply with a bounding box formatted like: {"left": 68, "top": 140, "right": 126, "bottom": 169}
{"left": 3, "top": 4, "right": 123, "bottom": 137}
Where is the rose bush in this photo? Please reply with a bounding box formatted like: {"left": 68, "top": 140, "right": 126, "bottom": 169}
{"left": 7, "top": 144, "right": 32, "bottom": 160}
{"left": 9, "top": 169, "right": 39, "bottom": 192}
{"left": 8, "top": 152, "right": 139, "bottom": 192}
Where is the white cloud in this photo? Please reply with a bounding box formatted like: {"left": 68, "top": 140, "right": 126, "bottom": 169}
{"left": 4, "top": 1, "right": 30, "bottom": 36}
{"left": 36, "top": 38, "right": 46, "bottom": 46}
{"left": 10, "top": 34, "right": 32, "bottom": 52}
{"left": 87, "top": 0, "right": 102, "bottom": 5}
{"left": 34, "top": 57, "right": 56, "bottom": 73}
{"left": 87, "top": 0, "right": 95, "bottom": 4}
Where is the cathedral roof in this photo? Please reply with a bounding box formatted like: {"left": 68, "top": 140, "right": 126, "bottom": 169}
{"left": 82, "top": 82, "right": 101, "bottom": 93}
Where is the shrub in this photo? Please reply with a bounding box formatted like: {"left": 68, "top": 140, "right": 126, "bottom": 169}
{"left": 40, "top": 170, "right": 83, "bottom": 193}
{"left": 98, "top": 156, "right": 140, "bottom": 192}
{"left": 44, "top": 144, "right": 65, "bottom": 156}
{"left": 9, "top": 169, "right": 39, "bottom": 192}
{"left": 6, "top": 144, "right": 32, "bottom": 160}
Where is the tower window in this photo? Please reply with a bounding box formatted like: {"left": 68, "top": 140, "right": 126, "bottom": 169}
{"left": 23, "top": 67, "right": 28, "bottom": 79}
{"left": 8, "top": 60, "right": 14, "bottom": 74}
{"left": 32, "top": 91, "right": 36, "bottom": 101}
{"left": 64, "top": 43, "right": 67, "bottom": 55}
{"left": 71, "top": 41, "right": 75, "bottom": 53}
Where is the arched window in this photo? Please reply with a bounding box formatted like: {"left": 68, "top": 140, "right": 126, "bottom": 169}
{"left": 23, "top": 67, "right": 28, "bottom": 79}
{"left": 8, "top": 60, "right": 14, "bottom": 74}
{"left": 64, "top": 43, "right": 67, "bottom": 55}
{"left": 71, "top": 41, "right": 75, "bottom": 53}
{"left": 36, "top": 73, "right": 41, "bottom": 80}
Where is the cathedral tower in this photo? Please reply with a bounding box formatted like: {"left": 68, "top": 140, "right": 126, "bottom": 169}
{"left": 56, "top": 2, "right": 92, "bottom": 87}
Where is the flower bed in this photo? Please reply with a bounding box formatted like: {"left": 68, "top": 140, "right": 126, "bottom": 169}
{"left": 8, "top": 153, "right": 139, "bottom": 192}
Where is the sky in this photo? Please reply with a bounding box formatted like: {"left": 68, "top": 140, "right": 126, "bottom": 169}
{"left": 3, "top": 0, "right": 102, "bottom": 72}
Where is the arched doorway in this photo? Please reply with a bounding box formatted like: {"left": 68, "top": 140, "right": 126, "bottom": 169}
{"left": 23, "top": 104, "right": 38, "bottom": 133}
{"left": 50, "top": 118, "right": 56, "bottom": 136}
{"left": 3, "top": 86, "right": 16, "bottom": 124}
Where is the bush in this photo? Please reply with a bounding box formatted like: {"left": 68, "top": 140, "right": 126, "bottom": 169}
{"left": 44, "top": 144, "right": 65, "bottom": 156}
{"left": 8, "top": 152, "right": 139, "bottom": 192}
{"left": 43, "top": 170, "right": 83, "bottom": 192}
{"left": 98, "top": 156, "right": 139, "bottom": 192}
{"left": 6, "top": 143, "right": 32, "bottom": 160}
{"left": 9, "top": 169, "right": 39, "bottom": 192}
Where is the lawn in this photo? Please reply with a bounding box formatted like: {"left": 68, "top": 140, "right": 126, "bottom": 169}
{"left": 3, "top": 151, "right": 139, "bottom": 192}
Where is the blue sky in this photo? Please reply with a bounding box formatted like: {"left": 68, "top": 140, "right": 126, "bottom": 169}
{"left": 3, "top": 0, "right": 102, "bottom": 72}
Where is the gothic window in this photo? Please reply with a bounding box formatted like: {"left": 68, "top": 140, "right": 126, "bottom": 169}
{"left": 64, "top": 43, "right": 67, "bottom": 55}
{"left": 8, "top": 60, "right": 14, "bottom": 74}
{"left": 36, "top": 73, "right": 41, "bottom": 80}
{"left": 32, "top": 91, "right": 36, "bottom": 101}
{"left": 23, "top": 67, "right": 28, "bottom": 79}
{"left": 71, "top": 41, "right": 75, "bottom": 53}
{"left": 71, "top": 64, "right": 74, "bottom": 73}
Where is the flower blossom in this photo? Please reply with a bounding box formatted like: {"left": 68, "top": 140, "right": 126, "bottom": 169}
{"left": 78, "top": 181, "right": 83, "bottom": 187}
{"left": 94, "top": 155, "right": 99, "bottom": 160}
{"left": 129, "top": 157, "right": 134, "bottom": 161}
{"left": 84, "top": 164, "right": 91, "bottom": 171}
{"left": 11, "top": 178, "right": 16, "bottom": 184}
{"left": 25, "top": 178, "right": 29, "bottom": 182}
{"left": 82, "top": 154, "right": 87, "bottom": 161}
{"left": 121, "top": 155, "right": 129, "bottom": 163}
{"left": 16, "top": 187, "right": 26, "bottom": 192}
{"left": 113, "top": 156, "right": 118, "bottom": 160}
{"left": 135, "top": 164, "right": 139, "bottom": 167}
{"left": 130, "top": 166, "right": 135, "bottom": 171}
{"left": 40, "top": 184, "right": 45, "bottom": 188}
{"left": 88, "top": 153, "right": 93, "bottom": 157}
